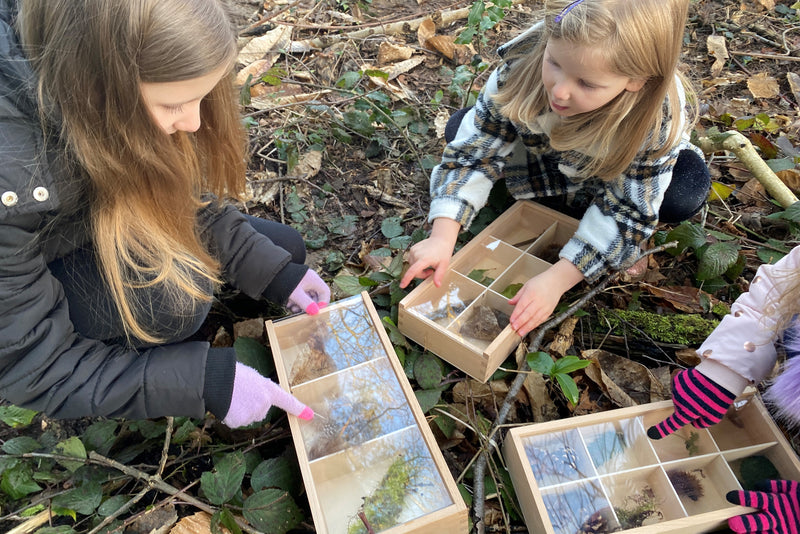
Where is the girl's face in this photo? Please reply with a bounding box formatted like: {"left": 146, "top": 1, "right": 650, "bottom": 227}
{"left": 541, "top": 38, "right": 645, "bottom": 117}
{"left": 140, "top": 64, "right": 229, "bottom": 135}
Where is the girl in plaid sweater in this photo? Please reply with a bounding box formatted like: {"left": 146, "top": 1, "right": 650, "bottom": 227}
{"left": 400, "top": 0, "right": 708, "bottom": 337}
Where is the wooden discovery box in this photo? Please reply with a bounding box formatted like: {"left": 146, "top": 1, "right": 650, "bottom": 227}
{"left": 265, "top": 292, "right": 468, "bottom": 534}
{"left": 503, "top": 392, "right": 800, "bottom": 533}
{"left": 398, "top": 201, "right": 580, "bottom": 382}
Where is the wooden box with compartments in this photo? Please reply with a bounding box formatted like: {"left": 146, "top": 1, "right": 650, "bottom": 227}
{"left": 398, "top": 200, "right": 580, "bottom": 382}
{"left": 265, "top": 292, "right": 468, "bottom": 534}
{"left": 502, "top": 392, "right": 800, "bottom": 533}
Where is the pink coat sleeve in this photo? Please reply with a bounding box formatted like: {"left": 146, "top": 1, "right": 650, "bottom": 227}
{"left": 695, "top": 246, "right": 800, "bottom": 395}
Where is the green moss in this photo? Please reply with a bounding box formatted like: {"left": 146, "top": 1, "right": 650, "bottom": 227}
{"left": 598, "top": 309, "right": 719, "bottom": 345}
{"left": 348, "top": 456, "right": 414, "bottom": 534}
{"left": 711, "top": 301, "right": 731, "bottom": 318}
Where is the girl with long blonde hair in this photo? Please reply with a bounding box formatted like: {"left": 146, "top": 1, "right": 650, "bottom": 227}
{"left": 400, "top": 0, "right": 709, "bottom": 337}
{"left": 0, "top": 0, "right": 328, "bottom": 427}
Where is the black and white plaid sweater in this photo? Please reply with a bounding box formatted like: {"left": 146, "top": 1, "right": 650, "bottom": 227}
{"left": 428, "top": 23, "right": 701, "bottom": 282}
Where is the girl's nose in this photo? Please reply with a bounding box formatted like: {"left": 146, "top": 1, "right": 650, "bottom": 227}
{"left": 552, "top": 81, "right": 570, "bottom": 101}
{"left": 175, "top": 102, "right": 202, "bottom": 133}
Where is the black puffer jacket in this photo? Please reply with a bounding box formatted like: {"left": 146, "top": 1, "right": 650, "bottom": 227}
{"left": 0, "top": 0, "right": 305, "bottom": 420}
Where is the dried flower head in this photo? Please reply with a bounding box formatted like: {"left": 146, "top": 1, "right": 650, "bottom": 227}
{"left": 668, "top": 469, "right": 705, "bottom": 501}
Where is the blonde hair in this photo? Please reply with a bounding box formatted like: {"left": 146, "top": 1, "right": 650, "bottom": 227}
{"left": 494, "top": 0, "right": 696, "bottom": 180}
{"left": 18, "top": 0, "right": 247, "bottom": 343}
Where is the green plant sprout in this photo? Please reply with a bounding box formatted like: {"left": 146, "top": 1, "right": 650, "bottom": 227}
{"left": 526, "top": 352, "right": 591, "bottom": 406}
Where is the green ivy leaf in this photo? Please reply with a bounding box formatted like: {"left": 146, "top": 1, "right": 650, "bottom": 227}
{"left": 414, "top": 389, "right": 442, "bottom": 414}
{"left": 52, "top": 481, "right": 102, "bottom": 516}
{"left": 82, "top": 420, "right": 119, "bottom": 455}
{"left": 0, "top": 405, "right": 37, "bottom": 428}
{"left": 432, "top": 408, "right": 457, "bottom": 438}
{"left": 171, "top": 419, "right": 197, "bottom": 446}
{"left": 233, "top": 337, "right": 275, "bottom": 378}
{"left": 554, "top": 373, "right": 580, "bottom": 406}
{"left": 334, "top": 274, "right": 366, "bottom": 296}
{"left": 251, "top": 457, "right": 297, "bottom": 493}
{"left": 413, "top": 352, "right": 443, "bottom": 390}
{"left": 526, "top": 351, "right": 555, "bottom": 375}
{"left": 696, "top": 242, "right": 740, "bottom": 281}
{"left": 381, "top": 316, "right": 408, "bottom": 348}
{"left": 342, "top": 110, "right": 375, "bottom": 137}
{"left": 665, "top": 222, "right": 707, "bottom": 255}
{"left": 389, "top": 235, "right": 413, "bottom": 250}
{"left": 335, "top": 71, "right": 361, "bottom": 90}
{"left": 551, "top": 356, "right": 591, "bottom": 375}
{"left": 757, "top": 247, "right": 787, "bottom": 264}
{"left": 54, "top": 436, "right": 87, "bottom": 473}
{"left": 98, "top": 495, "right": 129, "bottom": 517}
{"left": 1, "top": 463, "right": 41, "bottom": 499}
{"left": 1, "top": 436, "right": 40, "bottom": 455}
{"left": 243, "top": 489, "right": 303, "bottom": 533}
{"left": 381, "top": 216, "right": 404, "bottom": 238}
{"left": 212, "top": 508, "right": 243, "bottom": 534}
{"left": 201, "top": 452, "right": 247, "bottom": 505}
{"left": 499, "top": 283, "right": 523, "bottom": 299}
{"left": 34, "top": 528, "right": 77, "bottom": 534}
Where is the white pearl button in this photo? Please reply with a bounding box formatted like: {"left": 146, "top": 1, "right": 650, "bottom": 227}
{"left": 32, "top": 187, "right": 49, "bottom": 202}
{"left": 2, "top": 191, "right": 18, "bottom": 206}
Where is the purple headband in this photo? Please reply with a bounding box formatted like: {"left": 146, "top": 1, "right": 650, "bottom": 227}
{"left": 554, "top": 0, "right": 587, "bottom": 23}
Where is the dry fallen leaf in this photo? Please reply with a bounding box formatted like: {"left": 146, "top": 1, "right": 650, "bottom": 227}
{"left": 777, "top": 168, "right": 800, "bottom": 193}
{"left": 417, "top": 17, "right": 437, "bottom": 47}
{"left": 378, "top": 41, "right": 414, "bottom": 64}
{"left": 237, "top": 25, "right": 293, "bottom": 65}
{"left": 287, "top": 148, "right": 323, "bottom": 179}
{"left": 641, "top": 284, "right": 716, "bottom": 314}
{"left": 249, "top": 89, "right": 331, "bottom": 111}
{"left": 788, "top": 72, "right": 800, "bottom": 105}
{"left": 747, "top": 72, "right": 780, "bottom": 99}
{"left": 547, "top": 316, "right": 578, "bottom": 357}
{"left": 706, "top": 35, "right": 729, "bottom": 77}
{"left": 170, "top": 511, "right": 232, "bottom": 534}
{"left": 757, "top": 0, "right": 776, "bottom": 8}
{"left": 583, "top": 349, "right": 669, "bottom": 406}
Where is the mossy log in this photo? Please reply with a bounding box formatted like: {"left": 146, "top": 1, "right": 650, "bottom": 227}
{"left": 598, "top": 309, "right": 719, "bottom": 346}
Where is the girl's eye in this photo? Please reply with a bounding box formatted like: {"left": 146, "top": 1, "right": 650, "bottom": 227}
{"left": 164, "top": 104, "right": 184, "bottom": 114}
{"left": 579, "top": 80, "right": 597, "bottom": 90}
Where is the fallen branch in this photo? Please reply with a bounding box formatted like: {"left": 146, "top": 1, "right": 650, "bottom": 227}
{"left": 292, "top": 0, "right": 526, "bottom": 50}
{"left": 697, "top": 131, "right": 798, "bottom": 208}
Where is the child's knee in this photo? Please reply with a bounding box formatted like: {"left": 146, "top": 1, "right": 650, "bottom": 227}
{"left": 659, "top": 149, "right": 710, "bottom": 224}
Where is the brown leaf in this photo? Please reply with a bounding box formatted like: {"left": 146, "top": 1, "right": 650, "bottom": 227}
{"left": 237, "top": 25, "right": 292, "bottom": 65}
{"left": 747, "top": 72, "right": 780, "bottom": 99}
{"left": 417, "top": 17, "right": 436, "bottom": 47}
{"left": 170, "top": 511, "right": 231, "bottom": 534}
{"left": 676, "top": 348, "right": 702, "bottom": 367}
{"left": 547, "top": 315, "right": 578, "bottom": 357}
{"left": 233, "top": 317, "right": 266, "bottom": 341}
{"left": 788, "top": 72, "right": 800, "bottom": 105}
{"left": 777, "top": 168, "right": 800, "bottom": 193}
{"left": 128, "top": 505, "right": 177, "bottom": 534}
{"left": 641, "top": 284, "right": 713, "bottom": 314}
{"left": 738, "top": 177, "right": 771, "bottom": 207}
{"left": 378, "top": 41, "right": 414, "bottom": 64}
{"left": 235, "top": 58, "right": 271, "bottom": 87}
{"left": 757, "top": 0, "right": 776, "bottom": 8}
{"left": 287, "top": 149, "right": 323, "bottom": 179}
{"left": 522, "top": 371, "right": 560, "bottom": 422}
{"left": 706, "top": 35, "right": 729, "bottom": 77}
{"left": 583, "top": 349, "right": 670, "bottom": 407}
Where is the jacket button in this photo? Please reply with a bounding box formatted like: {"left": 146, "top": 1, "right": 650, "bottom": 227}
{"left": 743, "top": 341, "right": 756, "bottom": 352}
{"left": 32, "top": 187, "right": 49, "bottom": 202}
{"left": 702, "top": 349, "right": 712, "bottom": 357}
{"left": 2, "top": 191, "right": 18, "bottom": 206}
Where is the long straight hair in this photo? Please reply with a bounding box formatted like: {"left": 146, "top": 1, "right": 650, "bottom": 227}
{"left": 494, "top": 0, "right": 695, "bottom": 180}
{"left": 18, "top": 0, "right": 247, "bottom": 343}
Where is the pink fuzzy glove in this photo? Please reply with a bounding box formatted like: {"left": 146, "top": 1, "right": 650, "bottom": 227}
{"left": 287, "top": 269, "right": 330, "bottom": 315}
{"left": 222, "top": 362, "right": 313, "bottom": 428}
{"left": 726, "top": 479, "right": 800, "bottom": 533}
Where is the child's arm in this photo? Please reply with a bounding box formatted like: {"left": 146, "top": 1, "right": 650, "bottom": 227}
{"left": 507, "top": 258, "right": 585, "bottom": 336}
{"left": 400, "top": 217, "right": 461, "bottom": 288}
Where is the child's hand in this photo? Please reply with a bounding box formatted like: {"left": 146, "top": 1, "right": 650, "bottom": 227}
{"left": 399, "top": 218, "right": 461, "bottom": 289}
{"left": 646, "top": 368, "right": 736, "bottom": 439}
{"left": 287, "top": 269, "right": 330, "bottom": 315}
{"left": 726, "top": 479, "right": 800, "bottom": 533}
{"left": 508, "top": 259, "right": 584, "bottom": 337}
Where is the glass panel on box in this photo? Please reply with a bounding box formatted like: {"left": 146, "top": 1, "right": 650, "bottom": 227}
{"left": 451, "top": 238, "right": 522, "bottom": 284}
{"left": 643, "top": 408, "right": 718, "bottom": 462}
{"left": 579, "top": 417, "right": 658, "bottom": 474}
{"left": 526, "top": 221, "right": 576, "bottom": 263}
{"left": 310, "top": 427, "right": 453, "bottom": 534}
{"left": 664, "top": 455, "right": 740, "bottom": 517}
{"left": 447, "top": 291, "right": 514, "bottom": 351}
{"left": 725, "top": 445, "right": 787, "bottom": 491}
{"left": 488, "top": 254, "right": 551, "bottom": 300}
{"left": 490, "top": 205, "right": 558, "bottom": 246}
{"left": 272, "top": 295, "right": 388, "bottom": 387}
{"left": 292, "top": 358, "right": 417, "bottom": 460}
{"left": 403, "top": 271, "right": 484, "bottom": 329}
{"left": 522, "top": 429, "right": 596, "bottom": 486}
{"left": 603, "top": 467, "right": 685, "bottom": 529}
{"left": 540, "top": 480, "right": 614, "bottom": 534}
{"left": 709, "top": 397, "right": 775, "bottom": 450}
